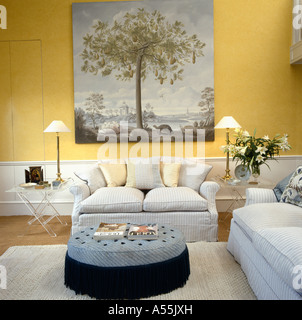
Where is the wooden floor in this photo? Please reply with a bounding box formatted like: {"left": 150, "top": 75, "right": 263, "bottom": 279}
{"left": 0, "top": 212, "right": 232, "bottom": 256}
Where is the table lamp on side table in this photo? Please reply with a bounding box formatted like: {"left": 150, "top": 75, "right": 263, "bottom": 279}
{"left": 215, "top": 116, "right": 241, "bottom": 180}
{"left": 44, "top": 120, "right": 71, "bottom": 182}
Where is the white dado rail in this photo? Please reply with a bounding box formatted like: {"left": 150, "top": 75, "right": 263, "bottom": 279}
{"left": 0, "top": 156, "right": 301, "bottom": 216}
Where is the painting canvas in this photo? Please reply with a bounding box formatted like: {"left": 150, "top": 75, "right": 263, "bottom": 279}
{"left": 72, "top": 0, "right": 214, "bottom": 143}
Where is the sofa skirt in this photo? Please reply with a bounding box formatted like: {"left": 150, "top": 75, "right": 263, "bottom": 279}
{"left": 72, "top": 211, "right": 218, "bottom": 242}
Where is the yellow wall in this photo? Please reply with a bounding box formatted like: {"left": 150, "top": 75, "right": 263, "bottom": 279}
{"left": 0, "top": 0, "right": 301, "bottom": 162}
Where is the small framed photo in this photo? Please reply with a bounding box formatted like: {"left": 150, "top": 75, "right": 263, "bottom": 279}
{"left": 25, "top": 166, "right": 43, "bottom": 183}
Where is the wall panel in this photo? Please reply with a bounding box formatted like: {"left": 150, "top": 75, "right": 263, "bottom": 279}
{"left": 10, "top": 40, "right": 44, "bottom": 161}
{"left": 0, "top": 41, "right": 14, "bottom": 161}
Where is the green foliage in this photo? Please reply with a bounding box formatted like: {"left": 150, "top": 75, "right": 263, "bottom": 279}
{"left": 221, "top": 129, "right": 292, "bottom": 171}
{"left": 80, "top": 7, "right": 205, "bottom": 85}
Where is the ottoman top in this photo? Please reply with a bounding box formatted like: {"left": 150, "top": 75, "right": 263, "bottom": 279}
{"left": 67, "top": 224, "right": 187, "bottom": 267}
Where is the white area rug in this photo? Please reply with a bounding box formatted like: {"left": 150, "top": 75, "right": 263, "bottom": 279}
{"left": 0, "top": 242, "right": 256, "bottom": 300}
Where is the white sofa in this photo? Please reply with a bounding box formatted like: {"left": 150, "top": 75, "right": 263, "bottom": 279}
{"left": 227, "top": 169, "right": 302, "bottom": 300}
{"left": 69, "top": 158, "right": 220, "bottom": 242}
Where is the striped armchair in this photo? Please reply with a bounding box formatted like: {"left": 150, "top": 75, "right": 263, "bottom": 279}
{"left": 228, "top": 170, "right": 302, "bottom": 300}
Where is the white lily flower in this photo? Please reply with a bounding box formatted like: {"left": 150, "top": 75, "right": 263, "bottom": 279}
{"left": 256, "top": 146, "right": 268, "bottom": 155}
{"left": 238, "top": 146, "right": 247, "bottom": 155}
{"left": 256, "top": 155, "right": 264, "bottom": 163}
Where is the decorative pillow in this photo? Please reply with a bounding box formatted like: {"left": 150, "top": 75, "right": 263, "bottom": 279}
{"left": 99, "top": 163, "right": 127, "bottom": 187}
{"left": 160, "top": 162, "right": 181, "bottom": 187}
{"left": 74, "top": 164, "right": 106, "bottom": 194}
{"left": 281, "top": 166, "right": 302, "bottom": 207}
{"left": 126, "top": 162, "right": 164, "bottom": 189}
{"left": 273, "top": 171, "right": 294, "bottom": 201}
{"left": 178, "top": 159, "right": 212, "bottom": 192}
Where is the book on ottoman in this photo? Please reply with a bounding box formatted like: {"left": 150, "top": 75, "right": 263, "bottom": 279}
{"left": 93, "top": 222, "right": 127, "bottom": 240}
{"left": 128, "top": 223, "right": 159, "bottom": 240}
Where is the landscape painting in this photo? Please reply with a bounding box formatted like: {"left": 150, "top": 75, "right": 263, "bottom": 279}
{"left": 72, "top": 0, "right": 214, "bottom": 143}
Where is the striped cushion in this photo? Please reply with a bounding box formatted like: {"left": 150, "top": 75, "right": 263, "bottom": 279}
{"left": 74, "top": 163, "right": 106, "bottom": 194}
{"left": 126, "top": 162, "right": 164, "bottom": 189}
{"left": 80, "top": 187, "right": 144, "bottom": 213}
{"left": 253, "top": 227, "right": 302, "bottom": 295}
{"left": 143, "top": 187, "right": 208, "bottom": 212}
{"left": 233, "top": 203, "right": 302, "bottom": 240}
{"left": 178, "top": 161, "right": 212, "bottom": 192}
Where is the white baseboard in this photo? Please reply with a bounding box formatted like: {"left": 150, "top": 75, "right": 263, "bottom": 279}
{"left": 0, "top": 156, "right": 301, "bottom": 216}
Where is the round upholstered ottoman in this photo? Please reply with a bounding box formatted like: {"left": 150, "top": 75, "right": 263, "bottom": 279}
{"left": 64, "top": 224, "right": 190, "bottom": 299}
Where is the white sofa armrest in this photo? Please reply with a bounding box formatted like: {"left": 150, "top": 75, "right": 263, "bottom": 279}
{"left": 199, "top": 181, "right": 220, "bottom": 217}
{"left": 245, "top": 188, "right": 278, "bottom": 206}
{"left": 69, "top": 183, "right": 91, "bottom": 225}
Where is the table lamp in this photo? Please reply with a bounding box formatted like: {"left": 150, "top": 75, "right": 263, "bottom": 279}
{"left": 215, "top": 116, "right": 241, "bottom": 180}
{"left": 44, "top": 120, "right": 71, "bottom": 182}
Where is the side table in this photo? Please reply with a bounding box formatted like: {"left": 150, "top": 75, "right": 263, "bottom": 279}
{"left": 6, "top": 179, "right": 73, "bottom": 237}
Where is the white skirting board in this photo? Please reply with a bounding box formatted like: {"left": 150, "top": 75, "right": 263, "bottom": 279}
{"left": 0, "top": 156, "right": 301, "bottom": 216}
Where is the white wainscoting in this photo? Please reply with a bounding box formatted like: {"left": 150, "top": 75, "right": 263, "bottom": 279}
{"left": 0, "top": 156, "right": 301, "bottom": 216}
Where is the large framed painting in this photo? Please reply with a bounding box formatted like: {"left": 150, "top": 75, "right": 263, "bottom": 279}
{"left": 72, "top": 0, "right": 214, "bottom": 143}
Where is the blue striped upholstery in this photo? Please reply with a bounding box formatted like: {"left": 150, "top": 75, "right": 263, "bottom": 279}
{"left": 253, "top": 227, "right": 302, "bottom": 295}
{"left": 143, "top": 187, "right": 208, "bottom": 212}
{"left": 79, "top": 187, "right": 144, "bottom": 213}
{"left": 229, "top": 197, "right": 302, "bottom": 300}
{"left": 233, "top": 203, "right": 302, "bottom": 240}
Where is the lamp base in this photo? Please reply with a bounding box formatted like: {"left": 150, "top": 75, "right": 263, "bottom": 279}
{"left": 56, "top": 173, "right": 64, "bottom": 182}
{"left": 222, "top": 170, "right": 232, "bottom": 181}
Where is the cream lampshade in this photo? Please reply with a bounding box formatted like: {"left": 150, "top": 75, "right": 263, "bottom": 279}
{"left": 215, "top": 116, "right": 241, "bottom": 180}
{"left": 44, "top": 120, "right": 71, "bottom": 182}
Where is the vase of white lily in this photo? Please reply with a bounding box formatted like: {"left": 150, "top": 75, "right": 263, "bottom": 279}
{"left": 220, "top": 128, "right": 291, "bottom": 183}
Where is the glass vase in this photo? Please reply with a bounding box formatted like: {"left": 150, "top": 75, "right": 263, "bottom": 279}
{"left": 251, "top": 166, "right": 260, "bottom": 184}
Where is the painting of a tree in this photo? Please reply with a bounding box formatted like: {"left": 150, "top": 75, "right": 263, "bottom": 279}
{"left": 198, "top": 87, "right": 214, "bottom": 127}
{"left": 81, "top": 8, "right": 205, "bottom": 129}
{"left": 72, "top": 0, "right": 214, "bottom": 143}
{"left": 84, "top": 92, "right": 105, "bottom": 129}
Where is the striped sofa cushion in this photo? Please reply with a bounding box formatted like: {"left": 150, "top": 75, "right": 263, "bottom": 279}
{"left": 143, "top": 187, "right": 208, "bottom": 212}
{"left": 80, "top": 187, "right": 144, "bottom": 213}
{"left": 253, "top": 227, "right": 302, "bottom": 295}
